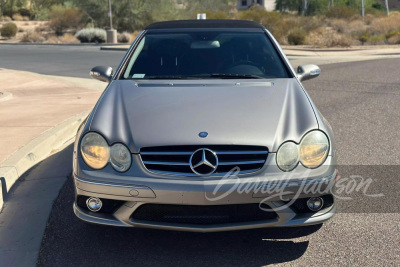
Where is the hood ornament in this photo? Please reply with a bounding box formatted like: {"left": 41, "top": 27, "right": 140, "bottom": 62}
{"left": 189, "top": 148, "right": 218, "bottom": 176}
{"left": 199, "top": 132, "right": 208, "bottom": 138}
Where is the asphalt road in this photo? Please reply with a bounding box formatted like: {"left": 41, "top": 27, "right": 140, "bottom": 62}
{"left": 1, "top": 46, "right": 399, "bottom": 265}
{"left": 32, "top": 58, "right": 400, "bottom": 266}
{"left": 0, "top": 45, "right": 125, "bottom": 78}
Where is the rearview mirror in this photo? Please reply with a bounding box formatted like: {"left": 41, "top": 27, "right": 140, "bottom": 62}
{"left": 90, "top": 66, "right": 113, "bottom": 83}
{"left": 297, "top": 64, "right": 321, "bottom": 82}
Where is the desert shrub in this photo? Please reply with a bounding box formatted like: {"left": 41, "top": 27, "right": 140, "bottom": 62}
{"left": 117, "top": 32, "right": 130, "bottom": 43}
{"left": 367, "top": 34, "right": 385, "bottom": 44}
{"left": 288, "top": 28, "right": 306, "bottom": 45}
{"left": 49, "top": 5, "right": 84, "bottom": 35}
{"left": 22, "top": 16, "right": 30, "bottom": 21}
{"left": 201, "top": 10, "right": 231, "bottom": 19}
{"left": 1, "top": 22, "right": 18, "bottom": 38}
{"left": 45, "top": 33, "right": 79, "bottom": 44}
{"left": 369, "top": 12, "right": 400, "bottom": 35}
{"left": 59, "top": 33, "right": 79, "bottom": 43}
{"left": 347, "top": 20, "right": 367, "bottom": 34}
{"left": 387, "top": 33, "right": 400, "bottom": 44}
{"left": 75, "top": 28, "right": 106, "bottom": 43}
{"left": 364, "top": 14, "right": 375, "bottom": 25}
{"left": 283, "top": 15, "right": 319, "bottom": 33}
{"left": 12, "top": 13, "right": 23, "bottom": 21}
{"left": 306, "top": 28, "right": 352, "bottom": 47}
{"left": 35, "top": 25, "right": 48, "bottom": 32}
{"left": 239, "top": 8, "right": 288, "bottom": 42}
{"left": 18, "top": 28, "right": 24, "bottom": 32}
{"left": 324, "top": 6, "right": 358, "bottom": 20}
{"left": 385, "top": 31, "right": 400, "bottom": 44}
{"left": 0, "top": 16, "right": 12, "bottom": 21}
{"left": 20, "top": 31, "right": 45, "bottom": 43}
{"left": 328, "top": 19, "right": 348, "bottom": 33}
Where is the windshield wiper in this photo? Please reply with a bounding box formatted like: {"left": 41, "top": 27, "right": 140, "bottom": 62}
{"left": 209, "top": 73, "right": 264, "bottom": 79}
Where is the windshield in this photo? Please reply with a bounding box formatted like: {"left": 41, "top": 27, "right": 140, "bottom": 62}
{"left": 122, "top": 31, "right": 290, "bottom": 79}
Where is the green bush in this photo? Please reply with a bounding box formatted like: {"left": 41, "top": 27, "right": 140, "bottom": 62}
{"left": 368, "top": 34, "right": 385, "bottom": 44}
{"left": 1, "top": 22, "right": 18, "bottom": 38}
{"left": 18, "top": 8, "right": 31, "bottom": 18}
{"left": 358, "top": 31, "right": 370, "bottom": 45}
{"left": 76, "top": 28, "right": 106, "bottom": 43}
{"left": 288, "top": 28, "right": 306, "bottom": 45}
{"left": 371, "top": 2, "right": 383, "bottom": 10}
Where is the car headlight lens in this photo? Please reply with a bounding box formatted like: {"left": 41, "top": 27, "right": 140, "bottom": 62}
{"left": 299, "top": 131, "right": 329, "bottom": 168}
{"left": 80, "top": 133, "right": 110, "bottom": 169}
{"left": 110, "top": 143, "right": 131, "bottom": 172}
{"left": 276, "top": 142, "right": 299, "bottom": 171}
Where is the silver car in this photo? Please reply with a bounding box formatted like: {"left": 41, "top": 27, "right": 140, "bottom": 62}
{"left": 73, "top": 20, "right": 337, "bottom": 232}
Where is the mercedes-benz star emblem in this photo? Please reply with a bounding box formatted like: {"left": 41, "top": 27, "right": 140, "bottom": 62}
{"left": 189, "top": 148, "right": 218, "bottom": 176}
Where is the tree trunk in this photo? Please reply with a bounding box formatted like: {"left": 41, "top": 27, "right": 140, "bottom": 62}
{"left": 302, "top": 0, "right": 309, "bottom": 16}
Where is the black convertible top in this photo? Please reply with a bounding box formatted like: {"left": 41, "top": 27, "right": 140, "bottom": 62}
{"left": 145, "top": 20, "right": 264, "bottom": 30}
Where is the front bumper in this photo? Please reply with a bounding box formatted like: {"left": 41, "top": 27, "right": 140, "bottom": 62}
{"left": 73, "top": 170, "right": 337, "bottom": 232}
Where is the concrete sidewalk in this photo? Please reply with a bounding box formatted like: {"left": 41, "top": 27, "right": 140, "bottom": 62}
{"left": 0, "top": 69, "right": 104, "bottom": 209}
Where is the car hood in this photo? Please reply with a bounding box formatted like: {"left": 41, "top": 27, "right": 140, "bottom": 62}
{"left": 89, "top": 79, "right": 318, "bottom": 153}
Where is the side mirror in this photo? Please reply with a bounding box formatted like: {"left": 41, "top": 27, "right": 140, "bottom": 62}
{"left": 90, "top": 66, "right": 113, "bottom": 83}
{"left": 297, "top": 64, "right": 321, "bottom": 82}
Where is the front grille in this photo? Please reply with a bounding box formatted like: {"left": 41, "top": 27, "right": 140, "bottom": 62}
{"left": 131, "top": 203, "right": 277, "bottom": 225}
{"left": 140, "top": 145, "right": 268, "bottom": 176}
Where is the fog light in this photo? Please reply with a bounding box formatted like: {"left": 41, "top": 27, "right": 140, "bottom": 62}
{"left": 307, "top": 197, "right": 324, "bottom": 211}
{"left": 86, "top": 197, "right": 102, "bottom": 212}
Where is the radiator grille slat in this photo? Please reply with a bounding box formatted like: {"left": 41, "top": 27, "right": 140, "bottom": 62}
{"left": 140, "top": 145, "right": 268, "bottom": 176}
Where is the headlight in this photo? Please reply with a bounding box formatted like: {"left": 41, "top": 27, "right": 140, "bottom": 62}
{"left": 80, "top": 132, "right": 110, "bottom": 169}
{"left": 110, "top": 143, "right": 131, "bottom": 172}
{"left": 299, "top": 131, "right": 329, "bottom": 168}
{"left": 276, "top": 142, "right": 299, "bottom": 172}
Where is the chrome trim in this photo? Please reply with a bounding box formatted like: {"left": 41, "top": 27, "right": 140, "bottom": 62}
{"left": 143, "top": 159, "right": 265, "bottom": 167}
{"left": 140, "top": 151, "right": 193, "bottom": 155}
{"left": 218, "top": 160, "right": 265, "bottom": 165}
{"left": 140, "top": 146, "right": 269, "bottom": 177}
{"left": 143, "top": 161, "right": 190, "bottom": 166}
{"left": 140, "top": 150, "right": 269, "bottom": 155}
{"left": 216, "top": 151, "right": 268, "bottom": 155}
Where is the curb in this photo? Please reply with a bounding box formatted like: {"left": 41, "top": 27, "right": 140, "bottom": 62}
{"left": 100, "top": 45, "right": 130, "bottom": 51}
{"left": 0, "top": 110, "right": 89, "bottom": 210}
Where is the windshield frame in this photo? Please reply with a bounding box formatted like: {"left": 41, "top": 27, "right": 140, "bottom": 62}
{"left": 115, "top": 28, "right": 295, "bottom": 81}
